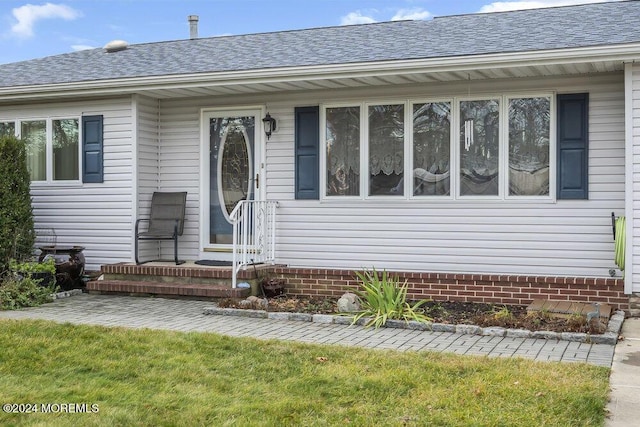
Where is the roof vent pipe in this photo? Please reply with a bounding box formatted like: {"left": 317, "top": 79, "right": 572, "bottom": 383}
{"left": 188, "top": 15, "right": 199, "bottom": 39}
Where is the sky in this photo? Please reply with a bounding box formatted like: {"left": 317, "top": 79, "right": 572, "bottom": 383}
{"left": 0, "top": 0, "right": 625, "bottom": 64}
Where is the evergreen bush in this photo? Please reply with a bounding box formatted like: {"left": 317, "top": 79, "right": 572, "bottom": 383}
{"left": 0, "top": 135, "right": 35, "bottom": 275}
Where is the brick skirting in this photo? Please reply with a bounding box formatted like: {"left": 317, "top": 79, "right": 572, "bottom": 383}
{"left": 270, "top": 267, "right": 629, "bottom": 311}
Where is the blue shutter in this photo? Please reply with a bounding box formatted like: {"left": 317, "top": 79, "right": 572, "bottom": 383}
{"left": 557, "top": 94, "right": 588, "bottom": 199}
{"left": 82, "top": 115, "right": 104, "bottom": 183}
{"left": 295, "top": 106, "right": 319, "bottom": 199}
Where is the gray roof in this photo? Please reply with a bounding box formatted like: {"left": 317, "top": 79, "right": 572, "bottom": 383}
{"left": 1, "top": 0, "right": 640, "bottom": 88}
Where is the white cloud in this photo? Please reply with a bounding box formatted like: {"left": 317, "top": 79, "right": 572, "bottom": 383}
{"left": 71, "top": 44, "right": 94, "bottom": 51}
{"left": 392, "top": 8, "right": 431, "bottom": 21}
{"left": 340, "top": 11, "right": 377, "bottom": 25}
{"left": 11, "top": 3, "right": 81, "bottom": 38}
{"left": 479, "top": 0, "right": 621, "bottom": 13}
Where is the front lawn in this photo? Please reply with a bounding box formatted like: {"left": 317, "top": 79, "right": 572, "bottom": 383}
{"left": 0, "top": 320, "right": 609, "bottom": 426}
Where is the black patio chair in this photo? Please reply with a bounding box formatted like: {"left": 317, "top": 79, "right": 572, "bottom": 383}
{"left": 135, "top": 192, "right": 187, "bottom": 265}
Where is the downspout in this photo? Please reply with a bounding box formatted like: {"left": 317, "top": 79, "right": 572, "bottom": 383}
{"left": 624, "top": 62, "right": 634, "bottom": 294}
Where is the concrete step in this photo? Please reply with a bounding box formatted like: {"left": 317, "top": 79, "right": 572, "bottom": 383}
{"left": 86, "top": 280, "right": 251, "bottom": 300}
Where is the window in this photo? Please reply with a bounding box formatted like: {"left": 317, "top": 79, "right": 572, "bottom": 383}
{"left": 22, "top": 120, "right": 47, "bottom": 181}
{"left": 508, "top": 97, "right": 551, "bottom": 196}
{"left": 368, "top": 104, "right": 404, "bottom": 196}
{"left": 413, "top": 102, "right": 451, "bottom": 196}
{"left": 326, "top": 106, "right": 360, "bottom": 196}
{"left": 19, "top": 118, "right": 80, "bottom": 182}
{"left": 321, "top": 93, "right": 553, "bottom": 201}
{"left": 0, "top": 121, "right": 15, "bottom": 137}
{"left": 459, "top": 99, "right": 500, "bottom": 196}
{"left": 53, "top": 119, "right": 79, "bottom": 181}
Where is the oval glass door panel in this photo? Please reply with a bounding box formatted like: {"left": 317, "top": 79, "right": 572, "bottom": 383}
{"left": 209, "top": 116, "right": 255, "bottom": 245}
{"left": 219, "top": 124, "right": 252, "bottom": 220}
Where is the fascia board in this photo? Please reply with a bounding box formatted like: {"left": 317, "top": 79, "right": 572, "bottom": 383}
{"left": 1, "top": 43, "right": 640, "bottom": 101}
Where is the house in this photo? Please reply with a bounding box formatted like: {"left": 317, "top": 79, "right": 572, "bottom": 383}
{"left": 0, "top": 1, "right": 638, "bottom": 309}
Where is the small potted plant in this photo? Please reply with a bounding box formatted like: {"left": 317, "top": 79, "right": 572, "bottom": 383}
{"left": 9, "top": 257, "right": 57, "bottom": 288}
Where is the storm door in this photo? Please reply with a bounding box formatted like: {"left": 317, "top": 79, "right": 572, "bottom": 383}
{"left": 204, "top": 111, "right": 259, "bottom": 250}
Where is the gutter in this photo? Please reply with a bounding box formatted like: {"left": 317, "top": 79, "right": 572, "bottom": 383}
{"left": 1, "top": 43, "right": 640, "bottom": 101}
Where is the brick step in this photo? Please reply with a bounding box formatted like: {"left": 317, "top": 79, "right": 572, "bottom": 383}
{"left": 86, "top": 280, "right": 251, "bottom": 299}
{"left": 99, "top": 262, "right": 272, "bottom": 286}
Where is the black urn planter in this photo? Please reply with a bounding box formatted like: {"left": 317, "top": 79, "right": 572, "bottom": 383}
{"left": 39, "top": 246, "right": 86, "bottom": 291}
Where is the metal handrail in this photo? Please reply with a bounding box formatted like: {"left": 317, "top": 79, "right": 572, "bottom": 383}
{"left": 230, "top": 200, "right": 278, "bottom": 288}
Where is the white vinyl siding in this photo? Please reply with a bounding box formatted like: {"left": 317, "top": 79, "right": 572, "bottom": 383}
{"left": 269, "top": 74, "right": 624, "bottom": 278}
{"left": 155, "top": 73, "right": 623, "bottom": 278}
{"left": 157, "top": 98, "right": 203, "bottom": 260}
{"left": 0, "top": 97, "right": 136, "bottom": 270}
{"left": 629, "top": 64, "right": 640, "bottom": 293}
{"left": 134, "top": 95, "right": 160, "bottom": 261}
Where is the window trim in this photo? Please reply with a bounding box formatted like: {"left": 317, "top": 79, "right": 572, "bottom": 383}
{"left": 13, "top": 116, "right": 83, "bottom": 184}
{"left": 320, "top": 92, "right": 556, "bottom": 202}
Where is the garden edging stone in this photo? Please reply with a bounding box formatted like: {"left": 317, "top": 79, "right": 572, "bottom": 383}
{"left": 203, "top": 306, "right": 626, "bottom": 345}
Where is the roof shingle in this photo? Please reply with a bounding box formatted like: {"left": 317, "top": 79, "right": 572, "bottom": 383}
{"left": 1, "top": 0, "right": 639, "bottom": 88}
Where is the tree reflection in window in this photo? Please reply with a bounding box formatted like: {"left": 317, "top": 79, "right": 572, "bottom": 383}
{"left": 21, "top": 120, "right": 46, "bottom": 181}
{"left": 508, "top": 97, "right": 550, "bottom": 196}
{"left": 459, "top": 100, "right": 500, "bottom": 196}
{"left": 413, "top": 102, "right": 451, "bottom": 196}
{"left": 369, "top": 104, "right": 404, "bottom": 196}
{"left": 0, "top": 122, "right": 15, "bottom": 138}
{"left": 52, "top": 119, "right": 79, "bottom": 181}
{"left": 326, "top": 106, "right": 360, "bottom": 196}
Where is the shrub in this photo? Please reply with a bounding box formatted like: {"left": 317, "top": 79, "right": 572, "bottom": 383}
{"left": 352, "top": 268, "right": 431, "bottom": 328}
{"left": 0, "top": 275, "right": 55, "bottom": 310}
{"left": 0, "top": 135, "right": 35, "bottom": 274}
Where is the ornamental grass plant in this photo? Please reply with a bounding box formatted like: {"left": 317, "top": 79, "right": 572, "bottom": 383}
{"left": 352, "top": 268, "right": 431, "bottom": 328}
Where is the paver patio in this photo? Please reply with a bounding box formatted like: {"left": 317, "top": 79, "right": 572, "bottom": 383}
{"left": 0, "top": 293, "right": 615, "bottom": 366}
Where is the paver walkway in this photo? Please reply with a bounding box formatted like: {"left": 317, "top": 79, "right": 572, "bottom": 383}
{"left": 0, "top": 293, "right": 615, "bottom": 366}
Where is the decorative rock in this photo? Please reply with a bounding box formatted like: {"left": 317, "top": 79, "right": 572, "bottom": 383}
{"left": 456, "top": 324, "right": 482, "bottom": 335}
{"left": 482, "top": 327, "right": 506, "bottom": 337}
{"left": 337, "top": 292, "right": 360, "bottom": 313}
{"left": 239, "top": 299, "right": 253, "bottom": 308}
{"left": 245, "top": 296, "right": 268, "bottom": 308}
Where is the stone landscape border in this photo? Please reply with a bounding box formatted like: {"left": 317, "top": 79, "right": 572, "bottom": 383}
{"left": 52, "top": 289, "right": 84, "bottom": 300}
{"left": 203, "top": 306, "right": 626, "bottom": 345}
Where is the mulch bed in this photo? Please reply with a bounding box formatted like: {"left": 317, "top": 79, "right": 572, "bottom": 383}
{"left": 217, "top": 297, "right": 607, "bottom": 334}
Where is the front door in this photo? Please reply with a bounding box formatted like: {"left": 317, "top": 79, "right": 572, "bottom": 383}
{"left": 202, "top": 110, "right": 260, "bottom": 255}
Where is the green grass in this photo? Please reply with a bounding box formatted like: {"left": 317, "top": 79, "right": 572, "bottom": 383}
{"left": 0, "top": 320, "right": 609, "bottom": 426}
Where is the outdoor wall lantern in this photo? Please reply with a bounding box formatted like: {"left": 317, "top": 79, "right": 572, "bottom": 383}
{"left": 262, "top": 112, "right": 277, "bottom": 140}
